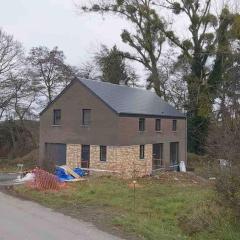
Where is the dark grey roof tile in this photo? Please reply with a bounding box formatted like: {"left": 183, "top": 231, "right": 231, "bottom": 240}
{"left": 79, "top": 79, "right": 185, "bottom": 118}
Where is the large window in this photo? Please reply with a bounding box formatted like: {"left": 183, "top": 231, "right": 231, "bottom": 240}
{"left": 153, "top": 143, "right": 164, "bottom": 169}
{"left": 155, "top": 119, "right": 161, "bottom": 131}
{"left": 82, "top": 109, "right": 91, "bottom": 126}
{"left": 170, "top": 142, "right": 179, "bottom": 166}
{"left": 139, "top": 145, "right": 145, "bottom": 159}
{"left": 139, "top": 118, "right": 145, "bottom": 131}
{"left": 53, "top": 109, "right": 61, "bottom": 125}
{"left": 100, "top": 146, "right": 107, "bottom": 162}
{"left": 172, "top": 119, "right": 177, "bottom": 131}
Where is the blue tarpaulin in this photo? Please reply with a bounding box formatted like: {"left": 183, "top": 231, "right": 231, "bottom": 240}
{"left": 55, "top": 167, "right": 86, "bottom": 182}
{"left": 73, "top": 168, "right": 86, "bottom": 177}
{"left": 55, "top": 167, "right": 74, "bottom": 182}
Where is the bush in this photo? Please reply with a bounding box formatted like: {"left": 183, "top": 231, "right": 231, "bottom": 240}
{"left": 178, "top": 201, "right": 220, "bottom": 235}
{"left": 207, "top": 119, "right": 240, "bottom": 220}
{"left": 187, "top": 153, "right": 218, "bottom": 178}
{"left": 216, "top": 170, "right": 240, "bottom": 219}
{"left": 42, "top": 158, "right": 56, "bottom": 173}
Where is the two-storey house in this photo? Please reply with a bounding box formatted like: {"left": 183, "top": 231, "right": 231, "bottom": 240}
{"left": 39, "top": 78, "right": 187, "bottom": 177}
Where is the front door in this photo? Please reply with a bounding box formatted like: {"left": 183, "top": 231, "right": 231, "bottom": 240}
{"left": 152, "top": 143, "right": 163, "bottom": 170}
{"left": 170, "top": 142, "right": 179, "bottom": 168}
{"left": 81, "top": 145, "right": 90, "bottom": 168}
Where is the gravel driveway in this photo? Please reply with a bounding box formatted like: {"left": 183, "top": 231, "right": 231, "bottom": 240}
{"left": 0, "top": 192, "right": 124, "bottom": 240}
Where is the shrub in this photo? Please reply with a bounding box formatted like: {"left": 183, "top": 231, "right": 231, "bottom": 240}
{"left": 178, "top": 201, "right": 219, "bottom": 235}
{"left": 216, "top": 170, "right": 240, "bottom": 219}
{"left": 207, "top": 119, "right": 240, "bottom": 220}
{"left": 42, "top": 158, "right": 56, "bottom": 173}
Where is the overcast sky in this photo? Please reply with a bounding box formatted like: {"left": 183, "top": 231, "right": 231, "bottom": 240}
{"left": 0, "top": 0, "right": 133, "bottom": 66}
{"left": 0, "top": 0, "right": 237, "bottom": 72}
{"left": 0, "top": 0, "right": 194, "bottom": 80}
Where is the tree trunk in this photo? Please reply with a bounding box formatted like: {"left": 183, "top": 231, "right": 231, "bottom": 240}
{"left": 187, "top": 58, "right": 211, "bottom": 154}
{"left": 47, "top": 86, "right": 52, "bottom": 103}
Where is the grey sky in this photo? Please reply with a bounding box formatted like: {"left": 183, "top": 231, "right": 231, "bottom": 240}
{"left": 0, "top": 0, "right": 131, "bottom": 66}
{"left": 0, "top": 0, "right": 237, "bottom": 64}
{"left": 1, "top": 0, "right": 228, "bottom": 79}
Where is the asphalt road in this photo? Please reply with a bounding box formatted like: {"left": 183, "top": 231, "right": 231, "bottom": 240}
{"left": 0, "top": 192, "right": 124, "bottom": 240}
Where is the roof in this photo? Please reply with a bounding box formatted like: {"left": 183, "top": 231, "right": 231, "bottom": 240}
{"left": 79, "top": 79, "right": 185, "bottom": 118}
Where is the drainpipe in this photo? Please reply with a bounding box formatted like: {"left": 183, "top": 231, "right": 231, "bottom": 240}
{"left": 185, "top": 118, "right": 188, "bottom": 167}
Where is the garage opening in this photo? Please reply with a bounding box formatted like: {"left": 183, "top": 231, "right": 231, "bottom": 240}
{"left": 45, "top": 143, "right": 66, "bottom": 166}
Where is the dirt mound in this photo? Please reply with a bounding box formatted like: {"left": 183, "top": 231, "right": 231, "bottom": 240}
{"left": 153, "top": 171, "right": 208, "bottom": 185}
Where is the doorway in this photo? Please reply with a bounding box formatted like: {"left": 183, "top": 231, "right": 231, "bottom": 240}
{"left": 152, "top": 143, "right": 163, "bottom": 170}
{"left": 81, "top": 145, "right": 90, "bottom": 168}
{"left": 170, "top": 142, "right": 179, "bottom": 168}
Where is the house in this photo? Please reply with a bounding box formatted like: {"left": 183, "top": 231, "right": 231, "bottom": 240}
{"left": 39, "top": 78, "right": 187, "bottom": 177}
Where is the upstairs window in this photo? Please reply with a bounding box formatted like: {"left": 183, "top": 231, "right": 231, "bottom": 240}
{"left": 140, "top": 145, "right": 145, "bottom": 159}
{"left": 139, "top": 118, "right": 145, "bottom": 131}
{"left": 53, "top": 109, "right": 61, "bottom": 125}
{"left": 155, "top": 119, "right": 161, "bottom": 131}
{"left": 172, "top": 120, "right": 177, "bottom": 131}
{"left": 82, "top": 109, "right": 91, "bottom": 126}
{"left": 100, "top": 146, "right": 107, "bottom": 162}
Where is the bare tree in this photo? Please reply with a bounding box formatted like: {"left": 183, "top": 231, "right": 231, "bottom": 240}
{"left": 0, "top": 29, "right": 24, "bottom": 119}
{"left": 27, "top": 46, "right": 76, "bottom": 105}
{"left": 11, "top": 72, "right": 38, "bottom": 122}
{"left": 79, "top": 0, "right": 167, "bottom": 98}
{"left": 76, "top": 62, "right": 100, "bottom": 80}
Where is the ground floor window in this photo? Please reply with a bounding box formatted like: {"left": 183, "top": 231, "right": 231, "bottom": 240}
{"left": 140, "top": 145, "right": 145, "bottom": 159}
{"left": 100, "top": 146, "right": 107, "bottom": 161}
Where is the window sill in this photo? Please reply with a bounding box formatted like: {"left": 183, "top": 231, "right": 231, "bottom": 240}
{"left": 52, "top": 125, "right": 61, "bottom": 127}
{"left": 156, "top": 131, "right": 162, "bottom": 133}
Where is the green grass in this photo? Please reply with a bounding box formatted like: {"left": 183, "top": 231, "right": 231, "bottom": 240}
{"left": 14, "top": 176, "right": 240, "bottom": 240}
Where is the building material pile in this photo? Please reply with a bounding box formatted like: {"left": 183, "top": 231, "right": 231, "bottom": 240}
{"left": 15, "top": 166, "right": 86, "bottom": 189}
{"left": 1, "top": 165, "right": 86, "bottom": 188}
{"left": 55, "top": 166, "right": 86, "bottom": 182}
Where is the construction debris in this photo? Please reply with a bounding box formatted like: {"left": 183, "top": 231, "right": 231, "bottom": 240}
{"left": 0, "top": 165, "right": 87, "bottom": 188}
{"left": 180, "top": 161, "right": 186, "bottom": 172}
{"left": 153, "top": 171, "right": 209, "bottom": 185}
{"left": 60, "top": 166, "right": 81, "bottom": 179}
{"left": 55, "top": 166, "right": 86, "bottom": 182}
{"left": 31, "top": 168, "right": 61, "bottom": 190}
{"left": 15, "top": 173, "right": 35, "bottom": 183}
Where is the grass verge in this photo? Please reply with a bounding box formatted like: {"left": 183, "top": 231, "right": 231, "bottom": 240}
{"left": 13, "top": 175, "right": 240, "bottom": 240}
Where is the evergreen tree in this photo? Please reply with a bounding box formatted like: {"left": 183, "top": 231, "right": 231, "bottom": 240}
{"left": 95, "top": 45, "right": 138, "bottom": 86}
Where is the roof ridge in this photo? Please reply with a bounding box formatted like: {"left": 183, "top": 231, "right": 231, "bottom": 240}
{"left": 79, "top": 78, "right": 154, "bottom": 93}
